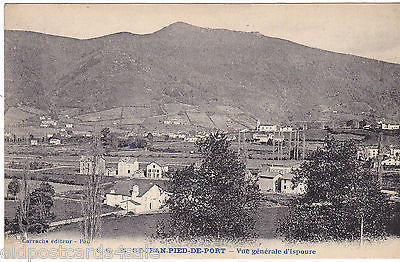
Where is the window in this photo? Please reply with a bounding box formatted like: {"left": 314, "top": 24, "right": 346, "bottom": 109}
{"left": 128, "top": 170, "right": 130, "bottom": 174}
{"left": 153, "top": 164, "right": 156, "bottom": 168}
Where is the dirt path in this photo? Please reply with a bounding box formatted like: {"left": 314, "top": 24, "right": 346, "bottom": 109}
{"left": 49, "top": 210, "right": 127, "bottom": 227}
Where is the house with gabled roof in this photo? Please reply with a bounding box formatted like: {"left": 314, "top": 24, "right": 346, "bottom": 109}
{"left": 258, "top": 160, "right": 305, "bottom": 194}
{"left": 146, "top": 160, "right": 169, "bottom": 179}
{"left": 104, "top": 179, "right": 169, "bottom": 214}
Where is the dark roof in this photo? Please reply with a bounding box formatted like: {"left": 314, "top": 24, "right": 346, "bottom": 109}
{"left": 121, "top": 199, "right": 141, "bottom": 205}
{"left": 259, "top": 171, "right": 281, "bottom": 179}
{"left": 148, "top": 159, "right": 169, "bottom": 167}
{"left": 106, "top": 179, "right": 167, "bottom": 197}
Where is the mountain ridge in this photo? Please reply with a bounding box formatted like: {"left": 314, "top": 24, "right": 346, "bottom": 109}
{"left": 5, "top": 22, "right": 400, "bottom": 128}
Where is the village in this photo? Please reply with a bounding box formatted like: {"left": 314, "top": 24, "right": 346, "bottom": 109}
{"left": 4, "top": 110, "right": 400, "bottom": 237}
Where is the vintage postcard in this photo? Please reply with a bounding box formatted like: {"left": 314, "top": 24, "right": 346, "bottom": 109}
{"left": 2, "top": 3, "right": 400, "bottom": 259}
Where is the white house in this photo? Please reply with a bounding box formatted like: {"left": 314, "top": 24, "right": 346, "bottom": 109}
{"left": 66, "top": 123, "right": 73, "bottom": 128}
{"left": 80, "top": 155, "right": 106, "bottom": 175}
{"left": 49, "top": 138, "right": 61, "bottom": 145}
{"left": 118, "top": 157, "right": 140, "bottom": 177}
{"left": 258, "top": 171, "right": 305, "bottom": 195}
{"left": 146, "top": 161, "right": 168, "bottom": 179}
{"left": 104, "top": 179, "right": 169, "bottom": 214}
{"left": 256, "top": 120, "right": 278, "bottom": 132}
{"left": 30, "top": 139, "right": 38, "bottom": 146}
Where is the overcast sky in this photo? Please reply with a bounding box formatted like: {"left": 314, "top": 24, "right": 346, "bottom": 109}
{"left": 4, "top": 4, "right": 400, "bottom": 64}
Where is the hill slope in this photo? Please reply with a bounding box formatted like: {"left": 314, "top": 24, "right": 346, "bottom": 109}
{"left": 5, "top": 22, "right": 400, "bottom": 126}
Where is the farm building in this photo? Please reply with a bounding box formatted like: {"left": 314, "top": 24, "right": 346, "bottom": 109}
{"left": 104, "top": 179, "right": 169, "bottom": 214}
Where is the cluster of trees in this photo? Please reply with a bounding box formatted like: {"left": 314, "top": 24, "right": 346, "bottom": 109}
{"left": 7, "top": 178, "right": 20, "bottom": 199}
{"left": 277, "top": 139, "right": 392, "bottom": 242}
{"left": 158, "top": 135, "right": 393, "bottom": 243}
{"left": 100, "top": 127, "right": 147, "bottom": 150}
{"left": 158, "top": 132, "right": 261, "bottom": 240}
{"left": 6, "top": 181, "right": 56, "bottom": 235}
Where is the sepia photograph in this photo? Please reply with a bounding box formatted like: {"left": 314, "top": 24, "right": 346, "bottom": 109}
{"left": 2, "top": 3, "right": 400, "bottom": 259}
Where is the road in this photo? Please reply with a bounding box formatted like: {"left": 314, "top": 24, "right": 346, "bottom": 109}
{"left": 49, "top": 210, "right": 127, "bottom": 227}
{"left": 4, "top": 166, "right": 73, "bottom": 173}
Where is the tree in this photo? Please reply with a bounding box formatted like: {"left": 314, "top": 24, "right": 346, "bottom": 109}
{"left": 13, "top": 182, "right": 56, "bottom": 234}
{"left": 25, "top": 182, "right": 56, "bottom": 233}
{"left": 7, "top": 179, "right": 20, "bottom": 199}
{"left": 277, "top": 139, "right": 391, "bottom": 242}
{"left": 158, "top": 132, "right": 261, "bottom": 240}
{"left": 81, "top": 136, "right": 105, "bottom": 241}
{"left": 100, "top": 127, "right": 118, "bottom": 150}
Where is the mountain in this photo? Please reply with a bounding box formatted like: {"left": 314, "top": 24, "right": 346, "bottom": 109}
{"left": 4, "top": 22, "right": 400, "bottom": 128}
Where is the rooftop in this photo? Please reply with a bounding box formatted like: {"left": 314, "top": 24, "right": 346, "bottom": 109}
{"left": 106, "top": 178, "right": 167, "bottom": 197}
